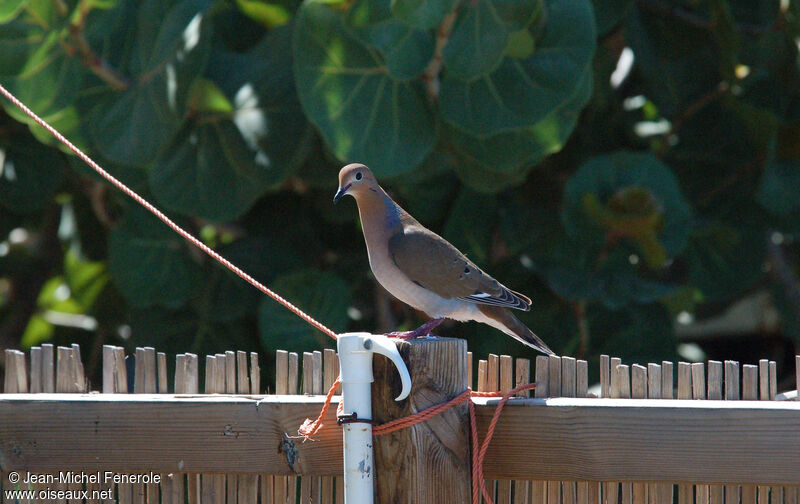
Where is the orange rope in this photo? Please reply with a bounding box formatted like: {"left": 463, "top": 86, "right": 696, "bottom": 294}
{"left": 372, "top": 388, "right": 471, "bottom": 435}
{"left": 298, "top": 377, "right": 536, "bottom": 504}
{"left": 473, "top": 383, "right": 537, "bottom": 504}
{"left": 296, "top": 376, "right": 342, "bottom": 438}
{"left": 0, "top": 83, "right": 337, "bottom": 341}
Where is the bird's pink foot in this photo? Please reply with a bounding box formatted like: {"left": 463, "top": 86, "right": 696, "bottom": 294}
{"left": 387, "top": 318, "right": 444, "bottom": 339}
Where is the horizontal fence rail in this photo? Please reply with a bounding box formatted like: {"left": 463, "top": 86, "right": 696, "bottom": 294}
{"left": 1, "top": 394, "right": 800, "bottom": 485}
{"left": 1, "top": 344, "right": 799, "bottom": 504}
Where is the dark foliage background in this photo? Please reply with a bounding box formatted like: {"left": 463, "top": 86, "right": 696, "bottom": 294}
{"left": 1, "top": 0, "right": 799, "bottom": 387}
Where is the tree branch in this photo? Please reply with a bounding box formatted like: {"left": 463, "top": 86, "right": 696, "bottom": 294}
{"left": 64, "top": 25, "right": 130, "bottom": 91}
{"left": 60, "top": 2, "right": 130, "bottom": 91}
{"left": 421, "top": 3, "right": 461, "bottom": 103}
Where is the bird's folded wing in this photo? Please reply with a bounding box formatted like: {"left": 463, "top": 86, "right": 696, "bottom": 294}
{"left": 388, "top": 226, "right": 531, "bottom": 310}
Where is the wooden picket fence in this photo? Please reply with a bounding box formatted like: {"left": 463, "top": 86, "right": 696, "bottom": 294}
{"left": 2, "top": 342, "right": 800, "bottom": 504}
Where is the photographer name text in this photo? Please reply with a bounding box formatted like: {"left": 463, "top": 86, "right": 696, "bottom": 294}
{"left": 15, "top": 471, "right": 161, "bottom": 485}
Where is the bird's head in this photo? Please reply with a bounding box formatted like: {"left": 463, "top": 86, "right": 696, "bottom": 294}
{"left": 334, "top": 163, "right": 378, "bottom": 204}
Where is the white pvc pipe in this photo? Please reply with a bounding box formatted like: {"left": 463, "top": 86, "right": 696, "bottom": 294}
{"left": 337, "top": 333, "right": 411, "bottom": 504}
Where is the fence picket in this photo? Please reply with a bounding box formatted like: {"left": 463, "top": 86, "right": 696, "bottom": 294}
{"left": 322, "top": 348, "right": 337, "bottom": 504}
{"left": 677, "top": 362, "right": 692, "bottom": 504}
{"left": 631, "top": 365, "right": 647, "bottom": 504}
{"left": 725, "top": 361, "right": 741, "bottom": 504}
{"left": 604, "top": 357, "right": 620, "bottom": 504}
{"left": 273, "top": 351, "right": 288, "bottom": 504}
{"left": 693, "top": 363, "right": 709, "bottom": 504}
{"left": 577, "top": 360, "right": 592, "bottom": 504}
{"left": 532, "top": 356, "right": 549, "bottom": 504}
{"left": 741, "top": 364, "right": 758, "bottom": 504}
{"left": 617, "top": 364, "right": 632, "bottom": 504}
{"left": 514, "top": 357, "right": 532, "bottom": 504}
{"left": 548, "top": 356, "right": 563, "bottom": 504}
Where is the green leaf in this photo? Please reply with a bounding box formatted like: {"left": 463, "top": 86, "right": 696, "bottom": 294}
{"left": 64, "top": 249, "right": 110, "bottom": 309}
{"left": 0, "top": 0, "right": 27, "bottom": 23}
{"left": 201, "top": 236, "right": 304, "bottom": 322}
{"left": 709, "top": 0, "right": 739, "bottom": 81}
{"left": 591, "top": 0, "right": 633, "bottom": 35}
{"left": 535, "top": 234, "right": 677, "bottom": 309}
{"left": 127, "top": 306, "right": 199, "bottom": 350}
{"left": 85, "top": 0, "right": 122, "bottom": 8}
{"left": 443, "top": 0, "right": 542, "bottom": 79}
{"left": 562, "top": 151, "right": 693, "bottom": 265}
{"left": 206, "top": 25, "right": 313, "bottom": 181}
{"left": 623, "top": 3, "right": 721, "bottom": 118}
{"left": 150, "top": 120, "right": 276, "bottom": 221}
{"left": 0, "top": 21, "right": 36, "bottom": 75}
{"left": 756, "top": 158, "right": 800, "bottom": 215}
{"left": 348, "top": 0, "right": 434, "bottom": 80}
{"left": 504, "top": 28, "right": 536, "bottom": 59}
{"left": 21, "top": 315, "right": 54, "bottom": 348}
{"left": 188, "top": 77, "right": 234, "bottom": 114}
{"left": 258, "top": 269, "right": 350, "bottom": 355}
{"left": 1, "top": 28, "right": 88, "bottom": 147}
{"left": 236, "top": 0, "right": 292, "bottom": 28}
{"left": 665, "top": 99, "right": 775, "bottom": 216}
{"left": 390, "top": 151, "right": 460, "bottom": 223}
{"left": 152, "top": 26, "right": 312, "bottom": 220}
{"left": 448, "top": 66, "right": 591, "bottom": 191}
{"left": 737, "top": 36, "right": 799, "bottom": 119}
{"left": 685, "top": 218, "right": 765, "bottom": 302}
{"left": 23, "top": 0, "right": 65, "bottom": 29}
{"left": 0, "top": 135, "right": 65, "bottom": 213}
{"left": 87, "top": 0, "right": 213, "bottom": 166}
{"left": 452, "top": 157, "right": 532, "bottom": 194}
{"left": 590, "top": 303, "right": 677, "bottom": 364}
{"left": 440, "top": 0, "right": 595, "bottom": 136}
{"left": 443, "top": 189, "right": 498, "bottom": 265}
{"left": 390, "top": 0, "right": 458, "bottom": 29}
{"left": 108, "top": 207, "right": 201, "bottom": 307}
{"left": 87, "top": 86, "right": 183, "bottom": 167}
{"left": 128, "top": 306, "right": 258, "bottom": 358}
{"left": 293, "top": 0, "right": 436, "bottom": 177}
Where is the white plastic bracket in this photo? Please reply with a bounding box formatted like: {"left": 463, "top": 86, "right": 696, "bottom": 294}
{"left": 337, "top": 333, "right": 411, "bottom": 503}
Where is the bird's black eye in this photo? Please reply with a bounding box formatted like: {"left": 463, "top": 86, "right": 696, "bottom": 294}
{"left": 355, "top": 172, "right": 363, "bottom": 181}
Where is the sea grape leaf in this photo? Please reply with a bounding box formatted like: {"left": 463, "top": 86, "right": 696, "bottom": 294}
{"left": 440, "top": 0, "right": 595, "bottom": 137}
{"left": 294, "top": 0, "right": 436, "bottom": 177}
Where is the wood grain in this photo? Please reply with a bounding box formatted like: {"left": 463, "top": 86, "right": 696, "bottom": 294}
{"left": 474, "top": 397, "right": 800, "bottom": 484}
{"left": 371, "top": 337, "right": 470, "bottom": 504}
{"left": 0, "top": 394, "right": 342, "bottom": 475}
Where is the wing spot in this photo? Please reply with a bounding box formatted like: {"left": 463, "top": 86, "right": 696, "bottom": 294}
{"left": 464, "top": 267, "right": 470, "bottom": 273}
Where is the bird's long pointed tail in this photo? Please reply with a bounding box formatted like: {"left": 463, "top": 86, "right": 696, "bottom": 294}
{"left": 477, "top": 305, "right": 555, "bottom": 355}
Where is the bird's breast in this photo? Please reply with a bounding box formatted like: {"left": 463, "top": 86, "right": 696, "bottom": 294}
{"left": 363, "top": 234, "right": 465, "bottom": 319}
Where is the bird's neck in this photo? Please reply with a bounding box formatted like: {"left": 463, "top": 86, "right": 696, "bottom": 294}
{"left": 355, "top": 188, "right": 408, "bottom": 250}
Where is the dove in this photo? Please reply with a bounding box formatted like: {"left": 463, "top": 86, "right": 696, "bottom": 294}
{"left": 334, "top": 163, "right": 554, "bottom": 355}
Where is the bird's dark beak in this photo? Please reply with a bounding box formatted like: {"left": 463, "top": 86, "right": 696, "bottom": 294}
{"left": 333, "top": 184, "right": 350, "bottom": 204}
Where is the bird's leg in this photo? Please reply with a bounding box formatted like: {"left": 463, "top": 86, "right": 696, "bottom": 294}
{"left": 387, "top": 318, "right": 445, "bottom": 339}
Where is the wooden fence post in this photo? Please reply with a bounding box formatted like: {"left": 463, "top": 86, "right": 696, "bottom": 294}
{"left": 371, "top": 337, "right": 470, "bottom": 503}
